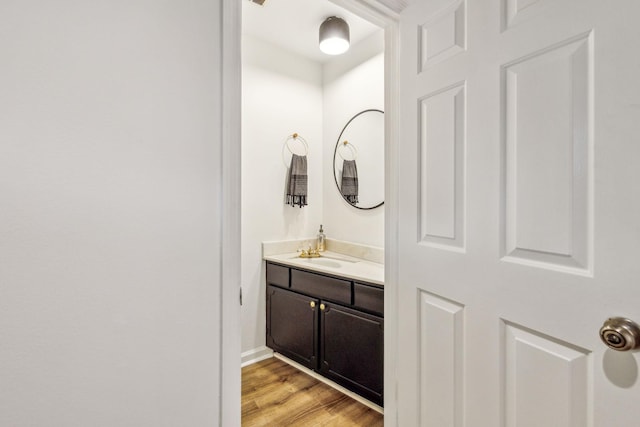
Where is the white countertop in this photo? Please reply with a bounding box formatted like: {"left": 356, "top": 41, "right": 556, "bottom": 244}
{"left": 263, "top": 251, "right": 384, "bottom": 286}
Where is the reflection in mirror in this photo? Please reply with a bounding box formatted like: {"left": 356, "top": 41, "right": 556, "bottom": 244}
{"left": 333, "top": 109, "right": 384, "bottom": 210}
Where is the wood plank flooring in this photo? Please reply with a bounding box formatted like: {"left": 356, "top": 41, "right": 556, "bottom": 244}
{"left": 242, "top": 357, "right": 383, "bottom": 427}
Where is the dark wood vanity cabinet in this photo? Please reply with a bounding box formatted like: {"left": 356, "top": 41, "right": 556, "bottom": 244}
{"left": 265, "top": 261, "right": 384, "bottom": 406}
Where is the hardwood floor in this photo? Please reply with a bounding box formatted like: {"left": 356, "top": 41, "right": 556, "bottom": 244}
{"left": 242, "top": 358, "right": 383, "bottom": 427}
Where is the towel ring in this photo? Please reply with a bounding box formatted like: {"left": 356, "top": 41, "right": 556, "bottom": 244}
{"left": 282, "top": 133, "right": 309, "bottom": 167}
{"left": 337, "top": 140, "right": 358, "bottom": 161}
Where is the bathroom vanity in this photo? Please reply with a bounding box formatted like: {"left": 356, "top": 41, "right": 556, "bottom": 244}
{"left": 264, "top": 257, "right": 384, "bottom": 406}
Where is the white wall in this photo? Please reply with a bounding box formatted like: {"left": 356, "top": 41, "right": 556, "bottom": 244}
{"left": 0, "top": 1, "right": 227, "bottom": 425}
{"left": 323, "top": 31, "right": 385, "bottom": 248}
{"left": 241, "top": 35, "right": 324, "bottom": 353}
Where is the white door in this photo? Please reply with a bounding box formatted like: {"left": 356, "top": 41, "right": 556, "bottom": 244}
{"left": 396, "top": 0, "right": 640, "bottom": 425}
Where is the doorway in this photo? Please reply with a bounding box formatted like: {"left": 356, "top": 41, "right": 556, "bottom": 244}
{"left": 238, "top": 0, "right": 399, "bottom": 424}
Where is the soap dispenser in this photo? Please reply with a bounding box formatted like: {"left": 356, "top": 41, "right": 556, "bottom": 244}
{"left": 317, "top": 225, "right": 326, "bottom": 252}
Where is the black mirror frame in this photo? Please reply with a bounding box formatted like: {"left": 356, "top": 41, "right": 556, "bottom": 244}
{"left": 332, "top": 109, "right": 384, "bottom": 210}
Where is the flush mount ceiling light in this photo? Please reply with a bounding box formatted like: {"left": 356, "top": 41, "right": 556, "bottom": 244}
{"left": 319, "top": 16, "right": 350, "bottom": 55}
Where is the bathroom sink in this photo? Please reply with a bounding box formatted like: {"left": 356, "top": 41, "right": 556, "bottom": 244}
{"left": 287, "top": 252, "right": 361, "bottom": 269}
{"left": 301, "top": 258, "right": 343, "bottom": 269}
{"left": 320, "top": 254, "right": 357, "bottom": 263}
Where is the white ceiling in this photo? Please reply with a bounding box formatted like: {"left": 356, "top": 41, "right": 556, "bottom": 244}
{"left": 242, "top": 0, "right": 382, "bottom": 64}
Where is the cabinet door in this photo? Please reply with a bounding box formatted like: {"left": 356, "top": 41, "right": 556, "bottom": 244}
{"left": 319, "top": 302, "right": 384, "bottom": 406}
{"left": 266, "top": 285, "right": 318, "bottom": 370}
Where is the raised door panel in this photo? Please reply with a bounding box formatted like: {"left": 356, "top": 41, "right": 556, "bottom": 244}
{"left": 503, "top": 322, "right": 591, "bottom": 427}
{"left": 419, "top": 291, "right": 465, "bottom": 427}
{"left": 419, "top": 82, "right": 466, "bottom": 250}
{"left": 419, "top": 0, "right": 466, "bottom": 71}
{"left": 266, "top": 285, "right": 318, "bottom": 370}
{"left": 501, "top": 33, "right": 592, "bottom": 274}
{"left": 320, "top": 302, "right": 384, "bottom": 406}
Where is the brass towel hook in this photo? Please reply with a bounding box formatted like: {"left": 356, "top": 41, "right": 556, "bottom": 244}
{"left": 337, "top": 140, "right": 358, "bottom": 161}
{"left": 282, "top": 133, "right": 309, "bottom": 167}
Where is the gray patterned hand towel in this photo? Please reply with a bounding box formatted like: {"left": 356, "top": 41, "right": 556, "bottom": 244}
{"left": 286, "top": 154, "right": 308, "bottom": 208}
{"left": 341, "top": 159, "right": 358, "bottom": 204}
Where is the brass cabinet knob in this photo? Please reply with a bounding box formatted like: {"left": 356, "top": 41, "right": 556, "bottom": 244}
{"left": 310, "top": 301, "right": 316, "bottom": 308}
{"left": 320, "top": 303, "right": 326, "bottom": 311}
{"left": 600, "top": 317, "right": 640, "bottom": 351}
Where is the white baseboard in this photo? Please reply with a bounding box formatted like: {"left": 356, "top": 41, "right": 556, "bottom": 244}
{"left": 273, "top": 353, "right": 384, "bottom": 414}
{"left": 241, "top": 346, "right": 274, "bottom": 368}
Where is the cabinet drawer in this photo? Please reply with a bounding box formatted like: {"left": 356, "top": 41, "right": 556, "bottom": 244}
{"left": 291, "top": 269, "right": 351, "bottom": 304}
{"left": 353, "top": 283, "right": 384, "bottom": 315}
{"left": 266, "top": 263, "right": 289, "bottom": 288}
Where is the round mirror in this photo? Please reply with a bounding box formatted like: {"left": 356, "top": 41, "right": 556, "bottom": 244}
{"left": 333, "top": 109, "right": 384, "bottom": 210}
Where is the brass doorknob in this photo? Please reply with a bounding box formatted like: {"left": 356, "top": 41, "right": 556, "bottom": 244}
{"left": 320, "top": 303, "right": 326, "bottom": 311}
{"left": 599, "top": 317, "right": 640, "bottom": 351}
{"left": 310, "top": 301, "right": 316, "bottom": 308}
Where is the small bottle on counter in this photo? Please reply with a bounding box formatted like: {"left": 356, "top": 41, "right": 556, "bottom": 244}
{"left": 317, "top": 225, "right": 326, "bottom": 252}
